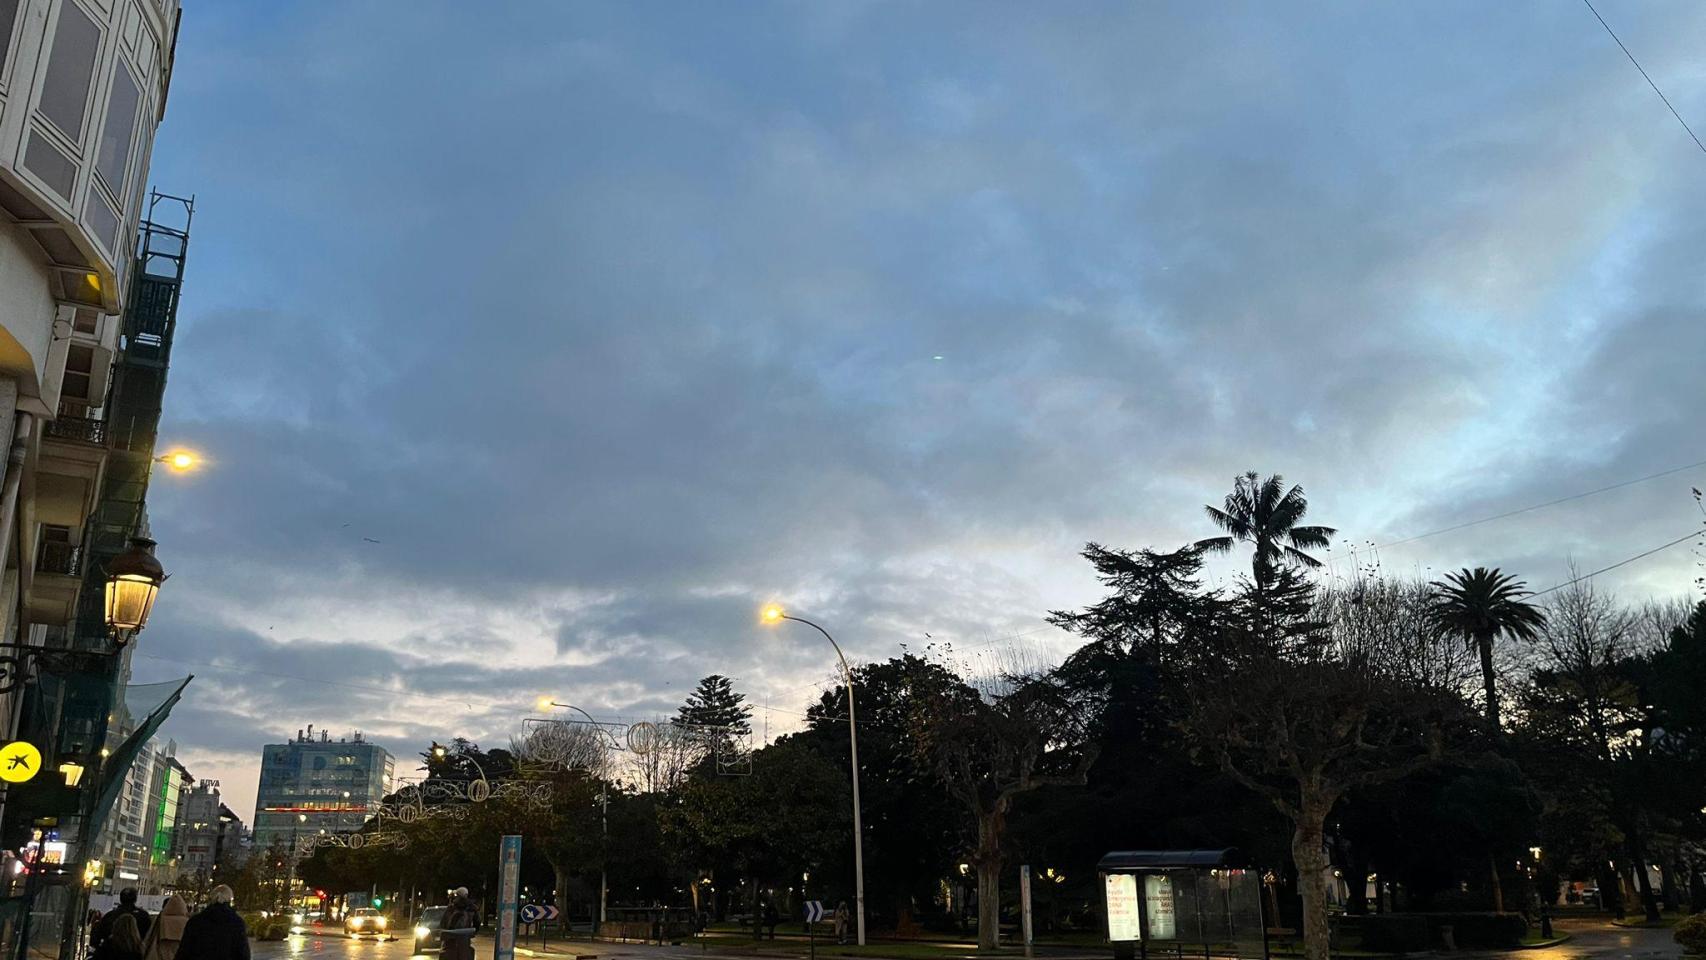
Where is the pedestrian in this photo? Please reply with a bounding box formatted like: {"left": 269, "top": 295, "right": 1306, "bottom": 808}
{"left": 440, "top": 887, "right": 480, "bottom": 960}
{"left": 177, "top": 885, "right": 248, "bottom": 960}
{"left": 762, "top": 900, "right": 778, "bottom": 940}
{"left": 94, "top": 888, "right": 154, "bottom": 949}
{"left": 142, "top": 895, "right": 189, "bottom": 960}
{"left": 833, "top": 902, "right": 849, "bottom": 945}
{"left": 93, "top": 914, "right": 145, "bottom": 960}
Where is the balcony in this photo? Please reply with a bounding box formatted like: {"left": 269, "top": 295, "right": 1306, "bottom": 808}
{"left": 43, "top": 416, "right": 106, "bottom": 446}
{"left": 35, "top": 541, "right": 82, "bottom": 578}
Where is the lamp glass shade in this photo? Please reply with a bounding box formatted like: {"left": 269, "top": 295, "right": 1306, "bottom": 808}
{"left": 105, "top": 574, "right": 160, "bottom": 635}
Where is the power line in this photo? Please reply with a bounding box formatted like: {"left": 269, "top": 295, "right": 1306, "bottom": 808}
{"left": 1581, "top": 0, "right": 1706, "bottom": 157}
{"left": 1375, "top": 456, "right": 1706, "bottom": 549}
{"left": 1529, "top": 527, "right": 1702, "bottom": 598}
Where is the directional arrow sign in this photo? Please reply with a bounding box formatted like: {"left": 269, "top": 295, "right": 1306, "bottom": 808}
{"left": 520, "top": 905, "right": 560, "bottom": 924}
{"left": 804, "top": 901, "right": 825, "bottom": 923}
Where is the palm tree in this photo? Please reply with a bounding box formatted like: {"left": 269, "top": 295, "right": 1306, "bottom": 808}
{"left": 1195, "top": 472, "right": 1337, "bottom": 586}
{"left": 1428, "top": 567, "right": 1546, "bottom": 733}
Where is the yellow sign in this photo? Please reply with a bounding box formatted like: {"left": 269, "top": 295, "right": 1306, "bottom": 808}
{"left": 0, "top": 741, "right": 42, "bottom": 783}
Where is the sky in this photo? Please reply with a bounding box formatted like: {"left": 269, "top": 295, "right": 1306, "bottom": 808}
{"left": 125, "top": 1, "right": 1706, "bottom": 822}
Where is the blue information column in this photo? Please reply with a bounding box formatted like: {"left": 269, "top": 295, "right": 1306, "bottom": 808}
{"left": 495, "top": 835, "right": 522, "bottom": 960}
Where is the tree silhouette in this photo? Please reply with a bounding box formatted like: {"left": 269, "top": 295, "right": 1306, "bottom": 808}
{"left": 1429, "top": 567, "right": 1546, "bottom": 734}
{"left": 1195, "top": 472, "right": 1335, "bottom": 587}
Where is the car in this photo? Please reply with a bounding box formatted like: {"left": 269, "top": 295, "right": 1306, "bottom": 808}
{"left": 413, "top": 906, "right": 447, "bottom": 954}
{"left": 345, "top": 908, "right": 389, "bottom": 937}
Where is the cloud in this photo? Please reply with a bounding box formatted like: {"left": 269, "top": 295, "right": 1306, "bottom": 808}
{"left": 130, "top": 1, "right": 1706, "bottom": 818}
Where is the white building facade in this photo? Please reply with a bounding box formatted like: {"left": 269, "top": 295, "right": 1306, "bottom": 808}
{"left": 0, "top": 0, "right": 181, "bottom": 666}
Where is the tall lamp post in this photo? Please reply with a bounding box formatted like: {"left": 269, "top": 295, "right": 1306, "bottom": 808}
{"left": 760, "top": 604, "right": 865, "bottom": 947}
{"left": 536, "top": 697, "right": 617, "bottom": 927}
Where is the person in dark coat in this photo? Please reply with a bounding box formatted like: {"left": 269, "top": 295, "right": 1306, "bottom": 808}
{"left": 93, "top": 913, "right": 145, "bottom": 960}
{"left": 93, "top": 888, "right": 154, "bottom": 949}
{"left": 762, "top": 900, "right": 779, "bottom": 940}
{"left": 177, "top": 885, "right": 248, "bottom": 960}
{"left": 439, "top": 887, "right": 479, "bottom": 960}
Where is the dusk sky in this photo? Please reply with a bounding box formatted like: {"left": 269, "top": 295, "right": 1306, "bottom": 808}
{"left": 131, "top": 2, "right": 1706, "bottom": 820}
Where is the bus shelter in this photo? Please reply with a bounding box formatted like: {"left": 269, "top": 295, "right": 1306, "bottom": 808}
{"left": 1098, "top": 849, "right": 1266, "bottom": 960}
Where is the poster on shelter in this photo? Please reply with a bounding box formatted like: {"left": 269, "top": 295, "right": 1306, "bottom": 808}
{"left": 1144, "top": 875, "right": 1176, "bottom": 940}
{"left": 1104, "top": 873, "right": 1141, "bottom": 941}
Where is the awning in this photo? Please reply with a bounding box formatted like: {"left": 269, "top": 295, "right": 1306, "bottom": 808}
{"left": 1097, "top": 849, "right": 1244, "bottom": 870}
{"left": 87, "top": 677, "right": 191, "bottom": 838}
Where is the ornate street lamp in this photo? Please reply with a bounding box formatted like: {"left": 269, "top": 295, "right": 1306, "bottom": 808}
{"left": 104, "top": 537, "right": 166, "bottom": 643}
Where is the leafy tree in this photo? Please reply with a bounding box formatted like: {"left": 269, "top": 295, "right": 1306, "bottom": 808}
{"left": 1429, "top": 567, "right": 1546, "bottom": 733}
{"left": 911, "top": 668, "right": 1100, "bottom": 951}
{"left": 1048, "top": 543, "right": 1217, "bottom": 660}
{"left": 799, "top": 655, "right": 965, "bottom": 928}
{"left": 1184, "top": 576, "right": 1458, "bottom": 960}
{"left": 664, "top": 738, "right": 850, "bottom": 914}
{"left": 1194, "top": 472, "right": 1335, "bottom": 587}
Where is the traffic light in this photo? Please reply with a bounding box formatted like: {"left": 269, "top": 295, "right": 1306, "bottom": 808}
{"left": 372, "top": 897, "right": 383, "bottom": 908}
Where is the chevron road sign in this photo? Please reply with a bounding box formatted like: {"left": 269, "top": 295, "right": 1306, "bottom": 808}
{"left": 520, "top": 904, "right": 559, "bottom": 924}
{"left": 804, "top": 901, "right": 825, "bottom": 923}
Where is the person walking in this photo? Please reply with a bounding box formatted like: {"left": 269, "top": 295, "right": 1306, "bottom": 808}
{"left": 833, "top": 902, "right": 849, "bottom": 945}
{"left": 762, "top": 900, "right": 778, "bottom": 941}
{"left": 93, "top": 914, "right": 145, "bottom": 960}
{"left": 94, "top": 888, "right": 154, "bottom": 950}
{"left": 142, "top": 895, "right": 189, "bottom": 960}
{"left": 440, "top": 887, "right": 480, "bottom": 960}
{"left": 177, "top": 885, "right": 248, "bottom": 960}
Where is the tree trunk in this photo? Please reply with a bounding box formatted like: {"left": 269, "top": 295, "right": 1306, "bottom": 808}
{"left": 1625, "top": 828, "right": 1661, "bottom": 922}
{"left": 1291, "top": 807, "right": 1332, "bottom": 960}
{"left": 1343, "top": 839, "right": 1369, "bottom": 916}
{"left": 1477, "top": 633, "right": 1500, "bottom": 734}
{"left": 976, "top": 810, "right": 1003, "bottom": 952}
{"left": 1488, "top": 854, "right": 1505, "bottom": 913}
{"left": 553, "top": 863, "right": 571, "bottom": 921}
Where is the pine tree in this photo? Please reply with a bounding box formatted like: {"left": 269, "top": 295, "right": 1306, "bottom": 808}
{"left": 674, "top": 675, "right": 753, "bottom": 734}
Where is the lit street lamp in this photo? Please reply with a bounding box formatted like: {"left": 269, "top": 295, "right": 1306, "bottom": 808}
{"left": 760, "top": 603, "right": 866, "bottom": 947}
{"left": 156, "top": 449, "right": 202, "bottom": 473}
{"left": 104, "top": 537, "right": 167, "bottom": 644}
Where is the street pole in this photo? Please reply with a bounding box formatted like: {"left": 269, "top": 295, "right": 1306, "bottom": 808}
{"left": 545, "top": 701, "right": 611, "bottom": 928}
{"left": 780, "top": 615, "right": 866, "bottom": 947}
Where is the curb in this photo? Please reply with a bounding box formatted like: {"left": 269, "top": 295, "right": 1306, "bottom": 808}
{"left": 1515, "top": 935, "right": 1572, "bottom": 949}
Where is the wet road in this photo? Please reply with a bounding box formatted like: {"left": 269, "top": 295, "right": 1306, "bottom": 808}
{"left": 1460, "top": 918, "right": 1681, "bottom": 960}
{"left": 252, "top": 932, "right": 425, "bottom": 960}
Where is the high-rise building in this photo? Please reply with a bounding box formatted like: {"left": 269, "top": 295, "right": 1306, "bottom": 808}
{"left": 252, "top": 727, "right": 394, "bottom": 853}
{"left": 89, "top": 737, "right": 187, "bottom": 892}
{"left": 175, "top": 780, "right": 245, "bottom": 878}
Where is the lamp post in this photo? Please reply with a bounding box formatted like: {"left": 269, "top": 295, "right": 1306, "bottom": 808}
{"left": 104, "top": 537, "right": 168, "bottom": 645}
{"left": 760, "top": 604, "right": 865, "bottom": 947}
{"left": 537, "top": 697, "right": 614, "bottom": 927}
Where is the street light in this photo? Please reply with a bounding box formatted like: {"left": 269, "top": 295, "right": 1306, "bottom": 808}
{"left": 156, "top": 450, "right": 201, "bottom": 473}
{"left": 760, "top": 603, "right": 866, "bottom": 946}
{"left": 537, "top": 697, "right": 614, "bottom": 926}
{"left": 104, "top": 537, "right": 167, "bottom": 644}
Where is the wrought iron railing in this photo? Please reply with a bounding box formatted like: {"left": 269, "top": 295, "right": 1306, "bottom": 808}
{"left": 36, "top": 541, "right": 81, "bottom": 577}
{"left": 43, "top": 416, "right": 106, "bottom": 445}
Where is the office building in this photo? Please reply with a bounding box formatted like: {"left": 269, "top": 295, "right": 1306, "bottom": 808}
{"left": 252, "top": 727, "right": 394, "bottom": 853}
{"left": 175, "top": 780, "right": 245, "bottom": 878}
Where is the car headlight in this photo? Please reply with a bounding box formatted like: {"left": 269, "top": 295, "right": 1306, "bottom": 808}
{"left": 415, "top": 926, "right": 430, "bottom": 939}
{"left": 350, "top": 918, "right": 364, "bottom": 928}
{"left": 376, "top": 918, "right": 387, "bottom": 928}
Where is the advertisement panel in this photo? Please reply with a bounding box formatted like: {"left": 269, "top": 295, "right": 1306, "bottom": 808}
{"left": 1144, "top": 875, "right": 1176, "bottom": 940}
{"left": 1104, "top": 873, "right": 1141, "bottom": 942}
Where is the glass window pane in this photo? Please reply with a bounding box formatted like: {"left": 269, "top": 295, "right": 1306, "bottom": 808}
{"left": 38, "top": 0, "right": 102, "bottom": 143}
{"left": 94, "top": 64, "right": 139, "bottom": 195}
{"left": 0, "top": 0, "right": 22, "bottom": 78}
